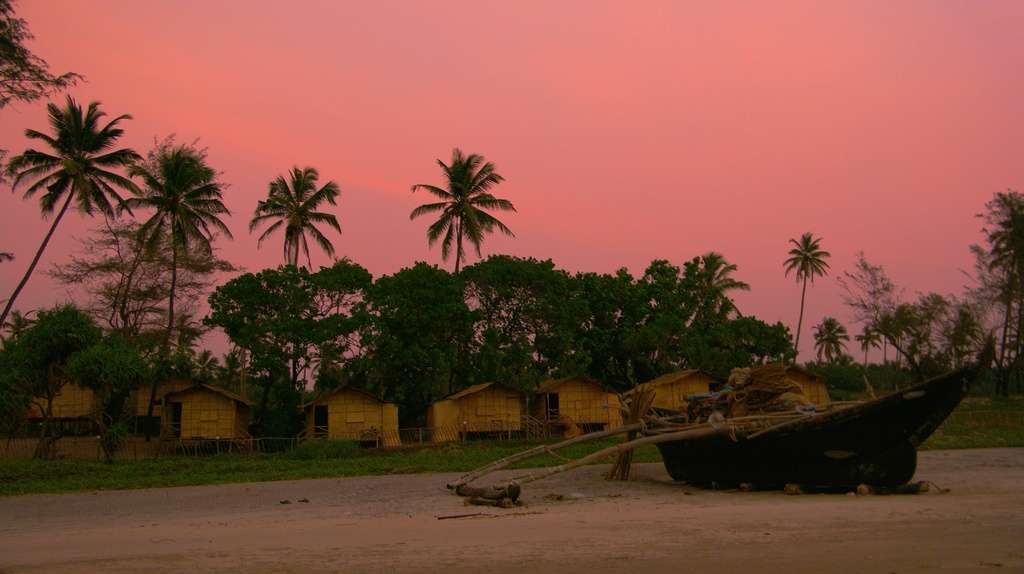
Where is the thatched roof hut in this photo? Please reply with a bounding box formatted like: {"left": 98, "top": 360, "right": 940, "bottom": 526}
{"left": 783, "top": 366, "right": 831, "bottom": 405}
{"left": 301, "top": 387, "right": 400, "bottom": 447}
{"left": 162, "top": 384, "right": 253, "bottom": 440}
{"left": 532, "top": 375, "right": 623, "bottom": 434}
{"left": 625, "top": 369, "right": 725, "bottom": 412}
{"left": 427, "top": 382, "right": 526, "bottom": 442}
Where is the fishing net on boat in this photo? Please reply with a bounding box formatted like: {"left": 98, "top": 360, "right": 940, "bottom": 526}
{"left": 684, "top": 365, "right": 814, "bottom": 423}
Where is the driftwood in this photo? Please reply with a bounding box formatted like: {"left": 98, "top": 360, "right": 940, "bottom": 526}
{"left": 455, "top": 483, "right": 521, "bottom": 502}
{"left": 446, "top": 422, "right": 644, "bottom": 489}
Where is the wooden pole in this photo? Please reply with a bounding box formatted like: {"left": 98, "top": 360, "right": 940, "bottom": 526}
{"left": 447, "top": 422, "right": 644, "bottom": 489}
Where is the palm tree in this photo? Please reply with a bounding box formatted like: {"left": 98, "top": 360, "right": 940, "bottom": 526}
{"left": 1, "top": 308, "right": 34, "bottom": 344}
{"left": 249, "top": 166, "right": 341, "bottom": 269}
{"left": 854, "top": 324, "right": 882, "bottom": 367}
{"left": 697, "top": 251, "right": 750, "bottom": 317}
{"left": 813, "top": 317, "right": 850, "bottom": 364}
{"left": 410, "top": 148, "right": 516, "bottom": 273}
{"left": 783, "top": 232, "right": 831, "bottom": 362}
{"left": 126, "top": 145, "right": 232, "bottom": 341}
{"left": 1, "top": 96, "right": 139, "bottom": 329}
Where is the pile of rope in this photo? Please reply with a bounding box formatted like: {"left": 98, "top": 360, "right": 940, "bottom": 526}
{"left": 684, "top": 365, "right": 814, "bottom": 423}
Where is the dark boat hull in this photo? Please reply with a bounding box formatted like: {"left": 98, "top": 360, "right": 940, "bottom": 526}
{"left": 655, "top": 364, "right": 980, "bottom": 488}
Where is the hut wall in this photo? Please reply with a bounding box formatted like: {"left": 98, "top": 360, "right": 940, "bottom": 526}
{"left": 167, "top": 389, "right": 248, "bottom": 439}
{"left": 536, "top": 378, "right": 622, "bottom": 429}
{"left": 646, "top": 375, "right": 714, "bottom": 411}
{"left": 791, "top": 377, "right": 830, "bottom": 405}
{"left": 134, "top": 380, "right": 195, "bottom": 417}
{"left": 303, "top": 390, "right": 401, "bottom": 447}
{"left": 427, "top": 400, "right": 461, "bottom": 442}
{"left": 36, "top": 383, "right": 96, "bottom": 420}
{"left": 428, "top": 386, "right": 524, "bottom": 442}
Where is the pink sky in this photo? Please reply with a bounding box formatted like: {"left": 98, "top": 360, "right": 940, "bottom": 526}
{"left": 1, "top": 1, "right": 1022, "bottom": 360}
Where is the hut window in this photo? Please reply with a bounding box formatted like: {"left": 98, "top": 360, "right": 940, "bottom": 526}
{"left": 314, "top": 405, "right": 328, "bottom": 438}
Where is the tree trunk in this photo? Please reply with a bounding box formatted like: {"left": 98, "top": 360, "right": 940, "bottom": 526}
{"left": 0, "top": 192, "right": 75, "bottom": 331}
{"left": 793, "top": 277, "right": 808, "bottom": 363}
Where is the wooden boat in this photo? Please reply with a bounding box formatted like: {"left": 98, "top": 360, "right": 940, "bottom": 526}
{"left": 654, "top": 362, "right": 985, "bottom": 488}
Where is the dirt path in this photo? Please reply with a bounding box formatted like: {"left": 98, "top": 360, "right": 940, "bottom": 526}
{"left": 1, "top": 448, "right": 1022, "bottom": 573}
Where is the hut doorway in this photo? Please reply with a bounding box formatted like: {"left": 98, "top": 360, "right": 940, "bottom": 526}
{"left": 169, "top": 402, "right": 182, "bottom": 438}
{"left": 313, "top": 405, "right": 328, "bottom": 438}
{"left": 547, "top": 393, "right": 559, "bottom": 418}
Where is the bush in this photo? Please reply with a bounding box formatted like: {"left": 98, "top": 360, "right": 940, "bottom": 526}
{"left": 289, "top": 439, "right": 361, "bottom": 461}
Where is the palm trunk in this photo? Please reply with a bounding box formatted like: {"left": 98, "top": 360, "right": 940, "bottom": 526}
{"left": 793, "top": 277, "right": 808, "bottom": 363}
{"left": 0, "top": 192, "right": 75, "bottom": 330}
{"left": 454, "top": 219, "right": 463, "bottom": 274}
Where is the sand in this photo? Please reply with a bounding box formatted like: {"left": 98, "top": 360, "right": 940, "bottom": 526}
{"left": 1, "top": 448, "right": 1022, "bottom": 573}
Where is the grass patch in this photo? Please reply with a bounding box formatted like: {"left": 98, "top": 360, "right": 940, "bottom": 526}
{"left": 0, "top": 437, "right": 662, "bottom": 497}
{"left": 919, "top": 396, "right": 1024, "bottom": 451}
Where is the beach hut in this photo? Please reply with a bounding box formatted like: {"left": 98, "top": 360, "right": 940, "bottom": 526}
{"left": 162, "top": 384, "right": 253, "bottom": 440}
{"left": 301, "top": 387, "right": 400, "bottom": 447}
{"left": 133, "top": 378, "right": 197, "bottom": 434}
{"left": 626, "top": 369, "right": 725, "bottom": 412}
{"left": 25, "top": 382, "right": 99, "bottom": 436}
{"left": 783, "top": 366, "right": 831, "bottom": 405}
{"left": 427, "top": 383, "right": 526, "bottom": 442}
{"left": 532, "top": 375, "right": 623, "bottom": 434}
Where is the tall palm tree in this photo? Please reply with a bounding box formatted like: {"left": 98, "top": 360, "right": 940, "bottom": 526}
{"left": 783, "top": 232, "right": 831, "bottom": 362}
{"left": 249, "top": 166, "right": 341, "bottom": 269}
{"left": 697, "top": 251, "right": 750, "bottom": 317}
{"left": 854, "top": 324, "right": 882, "bottom": 367}
{"left": 126, "top": 145, "right": 232, "bottom": 341}
{"left": 410, "top": 148, "right": 516, "bottom": 273}
{"left": 813, "top": 317, "right": 850, "bottom": 364}
{"left": 1, "top": 96, "right": 139, "bottom": 329}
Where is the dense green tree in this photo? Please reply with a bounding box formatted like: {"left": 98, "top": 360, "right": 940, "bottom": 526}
{"left": 249, "top": 166, "right": 341, "bottom": 269}
{"left": 461, "top": 255, "right": 587, "bottom": 389}
{"left": 410, "top": 148, "right": 516, "bottom": 273}
{"left": 207, "top": 265, "right": 318, "bottom": 436}
{"left": 812, "top": 317, "right": 850, "bottom": 364}
{"left": 1, "top": 96, "right": 139, "bottom": 330}
{"left": 66, "top": 338, "right": 148, "bottom": 461}
{"left": 356, "top": 263, "right": 474, "bottom": 425}
{"left": 206, "top": 261, "right": 371, "bottom": 436}
{"left": 0, "top": 304, "right": 101, "bottom": 458}
{"left": 783, "top": 232, "right": 831, "bottom": 362}
{"left": 572, "top": 268, "right": 644, "bottom": 390}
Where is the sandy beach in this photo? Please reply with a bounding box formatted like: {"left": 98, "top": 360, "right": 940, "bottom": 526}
{"left": 1, "top": 448, "right": 1022, "bottom": 573}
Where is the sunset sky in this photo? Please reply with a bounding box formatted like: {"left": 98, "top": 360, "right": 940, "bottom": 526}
{"left": 1, "top": 1, "right": 1022, "bottom": 359}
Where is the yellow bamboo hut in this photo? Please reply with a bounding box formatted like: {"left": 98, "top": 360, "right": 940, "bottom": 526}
{"left": 427, "top": 382, "right": 526, "bottom": 442}
{"left": 301, "top": 387, "right": 400, "bottom": 447}
{"left": 161, "top": 384, "right": 253, "bottom": 440}
{"left": 625, "top": 369, "right": 725, "bottom": 412}
{"left": 782, "top": 366, "right": 831, "bottom": 405}
{"left": 532, "top": 375, "right": 623, "bottom": 434}
{"left": 25, "top": 382, "right": 99, "bottom": 436}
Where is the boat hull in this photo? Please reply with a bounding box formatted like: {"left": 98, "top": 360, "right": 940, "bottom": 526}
{"left": 655, "top": 365, "right": 980, "bottom": 488}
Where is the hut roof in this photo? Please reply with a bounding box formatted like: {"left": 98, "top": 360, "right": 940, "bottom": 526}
{"left": 629, "top": 369, "right": 726, "bottom": 393}
{"left": 164, "top": 383, "right": 255, "bottom": 406}
{"left": 300, "top": 386, "right": 392, "bottom": 409}
{"left": 445, "top": 382, "right": 525, "bottom": 401}
{"left": 782, "top": 365, "right": 826, "bottom": 383}
{"left": 535, "top": 375, "right": 616, "bottom": 396}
